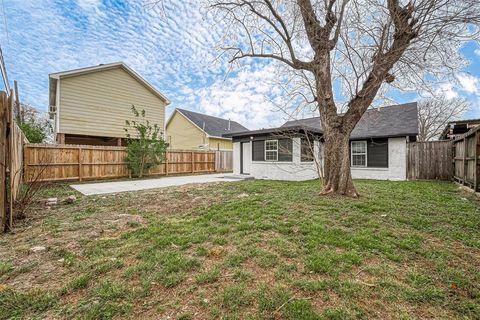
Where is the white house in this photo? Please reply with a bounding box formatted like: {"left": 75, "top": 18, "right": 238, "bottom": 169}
{"left": 226, "top": 103, "right": 418, "bottom": 181}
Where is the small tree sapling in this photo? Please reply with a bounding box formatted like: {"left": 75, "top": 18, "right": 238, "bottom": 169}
{"left": 124, "top": 106, "right": 169, "bottom": 178}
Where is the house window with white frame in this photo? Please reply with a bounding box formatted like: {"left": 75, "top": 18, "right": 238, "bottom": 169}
{"left": 351, "top": 141, "right": 367, "bottom": 167}
{"left": 265, "top": 140, "right": 278, "bottom": 161}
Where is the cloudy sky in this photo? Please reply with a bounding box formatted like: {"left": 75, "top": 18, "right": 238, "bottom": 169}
{"left": 1, "top": 0, "right": 480, "bottom": 129}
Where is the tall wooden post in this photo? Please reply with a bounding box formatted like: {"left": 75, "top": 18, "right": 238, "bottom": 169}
{"left": 8, "top": 89, "right": 14, "bottom": 230}
{"left": 463, "top": 136, "right": 467, "bottom": 186}
{"left": 57, "top": 133, "right": 65, "bottom": 144}
{"left": 14, "top": 80, "right": 21, "bottom": 122}
{"left": 165, "top": 151, "right": 169, "bottom": 176}
{"left": 0, "top": 92, "right": 7, "bottom": 232}
{"left": 191, "top": 151, "right": 194, "bottom": 173}
{"left": 78, "top": 147, "right": 83, "bottom": 182}
{"left": 475, "top": 131, "right": 479, "bottom": 191}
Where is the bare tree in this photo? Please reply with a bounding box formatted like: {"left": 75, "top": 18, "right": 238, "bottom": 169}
{"left": 204, "top": 0, "right": 480, "bottom": 196}
{"left": 417, "top": 96, "right": 469, "bottom": 142}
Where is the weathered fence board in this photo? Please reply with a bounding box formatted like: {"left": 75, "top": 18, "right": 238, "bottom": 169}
{"left": 24, "top": 144, "right": 221, "bottom": 182}
{"left": 407, "top": 141, "right": 453, "bottom": 180}
{"left": 10, "top": 122, "right": 27, "bottom": 202}
{"left": 0, "top": 92, "right": 7, "bottom": 231}
{"left": 453, "top": 126, "right": 480, "bottom": 191}
{"left": 0, "top": 87, "right": 27, "bottom": 232}
{"left": 215, "top": 150, "right": 233, "bottom": 172}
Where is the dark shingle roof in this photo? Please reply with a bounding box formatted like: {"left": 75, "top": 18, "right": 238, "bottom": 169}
{"left": 281, "top": 102, "right": 418, "bottom": 139}
{"left": 223, "top": 125, "right": 323, "bottom": 138}
{"left": 176, "top": 108, "right": 249, "bottom": 138}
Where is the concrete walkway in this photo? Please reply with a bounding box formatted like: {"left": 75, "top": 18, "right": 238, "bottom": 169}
{"left": 70, "top": 173, "right": 244, "bottom": 195}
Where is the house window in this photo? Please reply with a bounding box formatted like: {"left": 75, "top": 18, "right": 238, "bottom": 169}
{"left": 265, "top": 140, "right": 278, "bottom": 161}
{"left": 252, "top": 139, "right": 292, "bottom": 162}
{"left": 301, "top": 138, "right": 314, "bottom": 162}
{"left": 350, "top": 139, "right": 389, "bottom": 168}
{"left": 351, "top": 141, "right": 367, "bottom": 167}
{"left": 367, "top": 139, "right": 388, "bottom": 168}
{"left": 252, "top": 140, "right": 264, "bottom": 161}
{"left": 278, "top": 139, "right": 293, "bottom": 162}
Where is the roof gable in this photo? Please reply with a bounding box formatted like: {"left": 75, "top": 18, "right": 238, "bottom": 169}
{"left": 172, "top": 108, "right": 249, "bottom": 138}
{"left": 282, "top": 102, "right": 418, "bottom": 139}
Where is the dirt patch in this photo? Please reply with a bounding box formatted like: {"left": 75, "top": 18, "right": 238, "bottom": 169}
{"left": 0, "top": 182, "right": 230, "bottom": 292}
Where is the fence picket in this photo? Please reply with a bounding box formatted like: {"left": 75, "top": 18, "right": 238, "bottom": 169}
{"left": 407, "top": 141, "right": 453, "bottom": 181}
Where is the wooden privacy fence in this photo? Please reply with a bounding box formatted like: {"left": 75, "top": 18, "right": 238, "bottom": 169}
{"left": 24, "top": 144, "right": 226, "bottom": 182}
{"left": 453, "top": 126, "right": 480, "bottom": 192}
{"left": 1, "top": 87, "right": 28, "bottom": 233}
{"left": 407, "top": 141, "right": 453, "bottom": 181}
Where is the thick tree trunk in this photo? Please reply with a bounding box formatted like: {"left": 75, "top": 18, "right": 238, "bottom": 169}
{"left": 321, "top": 127, "right": 358, "bottom": 197}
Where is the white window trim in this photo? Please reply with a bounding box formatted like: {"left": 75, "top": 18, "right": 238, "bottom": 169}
{"left": 265, "top": 139, "right": 278, "bottom": 162}
{"left": 351, "top": 140, "right": 367, "bottom": 167}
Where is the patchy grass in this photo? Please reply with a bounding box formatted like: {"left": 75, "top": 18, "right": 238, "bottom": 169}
{"left": 1, "top": 179, "right": 480, "bottom": 319}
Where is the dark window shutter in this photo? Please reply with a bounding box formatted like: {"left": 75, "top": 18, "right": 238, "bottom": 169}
{"left": 278, "top": 139, "right": 293, "bottom": 162}
{"left": 367, "top": 139, "right": 388, "bottom": 168}
{"left": 252, "top": 140, "right": 264, "bottom": 161}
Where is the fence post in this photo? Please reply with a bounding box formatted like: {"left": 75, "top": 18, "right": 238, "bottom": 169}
{"left": 0, "top": 92, "right": 7, "bottom": 232}
{"left": 78, "top": 146, "right": 83, "bottom": 182}
{"left": 165, "top": 151, "right": 169, "bottom": 176}
{"left": 475, "top": 131, "right": 478, "bottom": 191}
{"left": 463, "top": 136, "right": 467, "bottom": 186}
{"left": 8, "top": 89, "right": 14, "bottom": 230}
{"left": 191, "top": 151, "right": 194, "bottom": 173}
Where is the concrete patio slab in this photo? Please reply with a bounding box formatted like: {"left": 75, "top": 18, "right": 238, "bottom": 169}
{"left": 70, "top": 173, "right": 244, "bottom": 195}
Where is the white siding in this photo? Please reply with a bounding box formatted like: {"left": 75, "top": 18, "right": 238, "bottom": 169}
{"left": 234, "top": 138, "right": 320, "bottom": 181}
{"left": 350, "top": 137, "right": 407, "bottom": 180}
{"left": 58, "top": 67, "right": 166, "bottom": 138}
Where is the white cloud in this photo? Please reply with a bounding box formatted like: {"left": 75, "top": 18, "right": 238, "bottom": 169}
{"left": 76, "top": 0, "right": 101, "bottom": 10}
{"left": 195, "top": 63, "right": 291, "bottom": 129}
{"left": 456, "top": 74, "right": 480, "bottom": 95}
{"left": 436, "top": 82, "right": 459, "bottom": 99}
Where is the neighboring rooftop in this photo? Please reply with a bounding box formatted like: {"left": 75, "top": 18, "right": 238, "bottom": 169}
{"left": 223, "top": 125, "right": 323, "bottom": 138}
{"left": 439, "top": 118, "right": 480, "bottom": 140}
{"left": 175, "top": 108, "right": 249, "bottom": 138}
{"left": 281, "top": 102, "right": 418, "bottom": 139}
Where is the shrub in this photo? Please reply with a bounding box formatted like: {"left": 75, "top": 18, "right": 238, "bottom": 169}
{"left": 124, "top": 106, "right": 169, "bottom": 178}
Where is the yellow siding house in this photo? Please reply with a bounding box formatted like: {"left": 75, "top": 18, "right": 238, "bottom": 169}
{"left": 49, "top": 62, "right": 169, "bottom": 145}
{"left": 166, "top": 108, "right": 248, "bottom": 150}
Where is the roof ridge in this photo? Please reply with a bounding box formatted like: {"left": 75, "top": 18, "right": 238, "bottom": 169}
{"left": 284, "top": 102, "right": 417, "bottom": 123}
{"left": 177, "top": 108, "right": 243, "bottom": 125}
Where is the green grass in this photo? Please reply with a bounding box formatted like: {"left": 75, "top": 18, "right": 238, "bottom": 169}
{"left": 1, "top": 179, "right": 479, "bottom": 319}
{"left": 0, "top": 288, "right": 56, "bottom": 320}
{"left": 0, "top": 261, "right": 14, "bottom": 277}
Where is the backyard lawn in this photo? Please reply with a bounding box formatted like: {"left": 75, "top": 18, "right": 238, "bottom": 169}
{"left": 0, "top": 179, "right": 479, "bottom": 319}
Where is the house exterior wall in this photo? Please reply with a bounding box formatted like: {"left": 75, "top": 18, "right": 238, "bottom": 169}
{"left": 233, "top": 138, "right": 320, "bottom": 181}
{"left": 166, "top": 111, "right": 234, "bottom": 150}
{"left": 350, "top": 137, "right": 407, "bottom": 180}
{"left": 58, "top": 67, "right": 166, "bottom": 139}
{"left": 233, "top": 136, "right": 408, "bottom": 181}
{"left": 208, "top": 137, "right": 233, "bottom": 150}
{"left": 166, "top": 111, "right": 206, "bottom": 150}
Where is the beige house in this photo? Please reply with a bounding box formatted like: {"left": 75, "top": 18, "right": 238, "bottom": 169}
{"left": 166, "top": 108, "right": 248, "bottom": 150}
{"left": 49, "top": 62, "right": 169, "bottom": 145}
